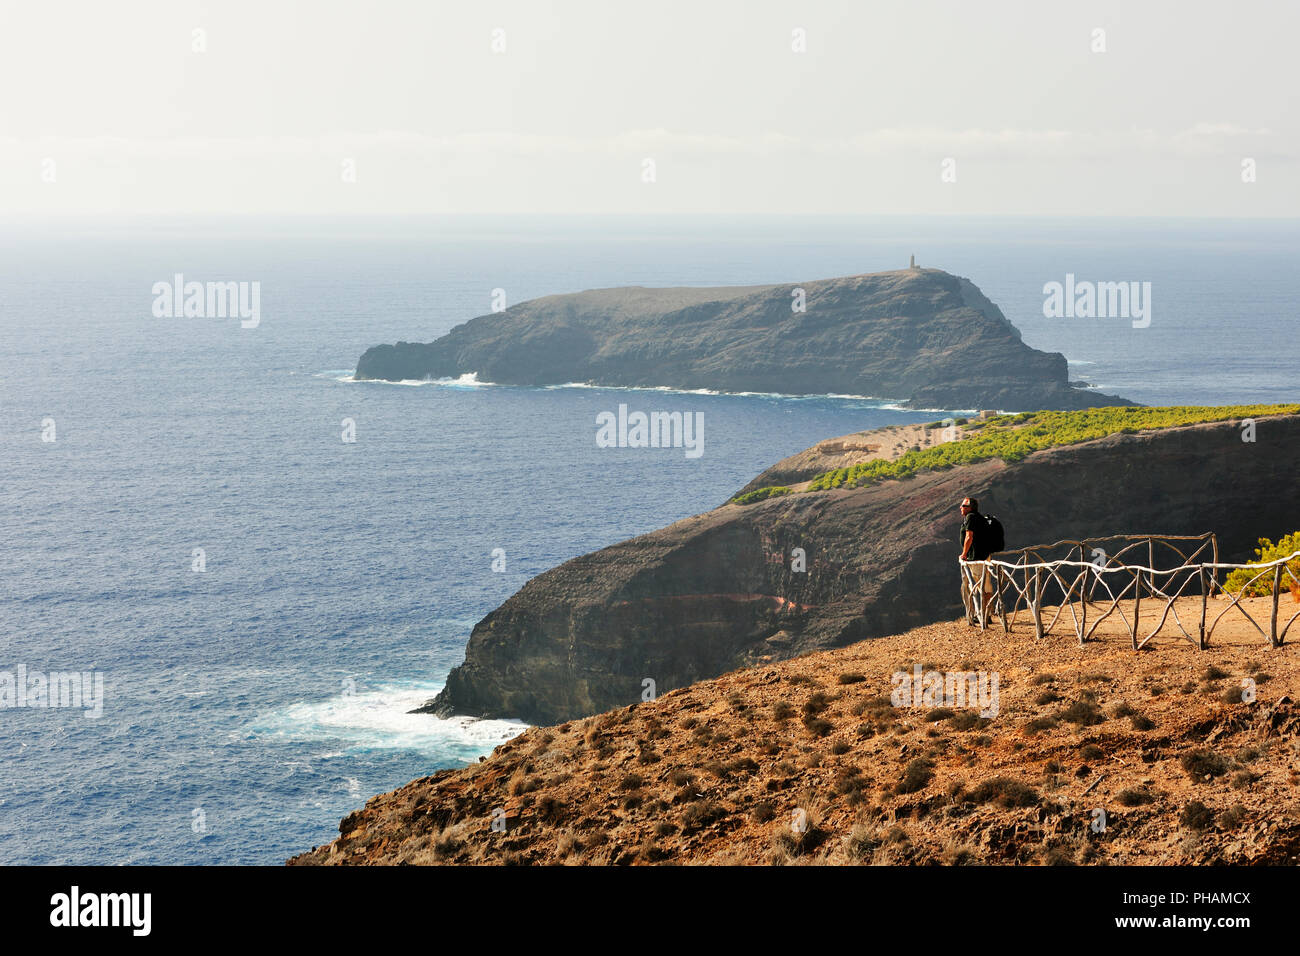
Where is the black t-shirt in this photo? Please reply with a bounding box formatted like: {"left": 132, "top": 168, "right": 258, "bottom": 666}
{"left": 961, "top": 512, "right": 988, "bottom": 559}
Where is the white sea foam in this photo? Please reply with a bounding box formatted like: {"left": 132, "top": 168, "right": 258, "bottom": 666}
{"left": 330, "top": 371, "right": 498, "bottom": 388}
{"left": 878, "top": 402, "right": 979, "bottom": 415}
{"left": 320, "top": 369, "right": 1056, "bottom": 419}
{"left": 543, "top": 381, "right": 899, "bottom": 402}
{"left": 545, "top": 381, "right": 723, "bottom": 396}
{"left": 325, "top": 368, "right": 981, "bottom": 411}
{"left": 428, "top": 372, "right": 494, "bottom": 388}
{"left": 249, "top": 682, "right": 528, "bottom": 755}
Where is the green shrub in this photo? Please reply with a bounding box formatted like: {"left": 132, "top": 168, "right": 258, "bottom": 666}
{"left": 1223, "top": 532, "right": 1300, "bottom": 596}
{"left": 731, "top": 485, "right": 793, "bottom": 506}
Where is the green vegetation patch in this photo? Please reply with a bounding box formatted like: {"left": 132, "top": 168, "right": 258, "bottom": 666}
{"left": 806, "top": 404, "right": 1298, "bottom": 492}
{"left": 731, "top": 485, "right": 792, "bottom": 506}
{"left": 1223, "top": 531, "right": 1300, "bottom": 596}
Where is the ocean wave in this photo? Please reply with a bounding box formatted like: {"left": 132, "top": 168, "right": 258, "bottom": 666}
{"left": 545, "top": 381, "right": 900, "bottom": 402}
{"left": 247, "top": 681, "right": 528, "bottom": 755}
{"left": 327, "top": 370, "right": 938, "bottom": 406}
{"left": 327, "top": 371, "right": 495, "bottom": 388}
{"left": 878, "top": 402, "right": 979, "bottom": 415}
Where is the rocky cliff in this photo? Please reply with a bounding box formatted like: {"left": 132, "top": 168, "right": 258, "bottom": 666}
{"left": 423, "top": 413, "right": 1300, "bottom": 726}
{"left": 355, "top": 269, "right": 1132, "bottom": 411}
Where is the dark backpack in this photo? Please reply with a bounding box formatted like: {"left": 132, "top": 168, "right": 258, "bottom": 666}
{"left": 981, "top": 514, "right": 1005, "bottom": 555}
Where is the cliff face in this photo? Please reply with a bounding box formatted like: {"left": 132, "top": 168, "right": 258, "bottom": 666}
{"left": 355, "top": 269, "right": 1132, "bottom": 411}
{"left": 424, "top": 415, "right": 1300, "bottom": 725}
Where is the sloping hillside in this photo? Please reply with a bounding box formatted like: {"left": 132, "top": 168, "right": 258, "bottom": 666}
{"left": 290, "top": 603, "right": 1300, "bottom": 866}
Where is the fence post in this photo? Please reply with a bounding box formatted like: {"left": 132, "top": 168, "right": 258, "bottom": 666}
{"left": 1032, "top": 566, "right": 1043, "bottom": 639}
{"left": 997, "top": 566, "right": 1010, "bottom": 633}
{"left": 1131, "top": 568, "right": 1141, "bottom": 650}
{"left": 1081, "top": 543, "right": 1092, "bottom": 604}
{"left": 1210, "top": 534, "right": 1220, "bottom": 596}
{"left": 1272, "top": 564, "right": 1283, "bottom": 648}
{"left": 1198, "top": 567, "right": 1208, "bottom": 650}
{"left": 979, "top": 563, "right": 989, "bottom": 631}
{"left": 1078, "top": 557, "right": 1087, "bottom": 646}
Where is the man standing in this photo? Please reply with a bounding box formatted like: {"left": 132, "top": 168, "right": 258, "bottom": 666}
{"left": 959, "top": 497, "right": 994, "bottom": 624}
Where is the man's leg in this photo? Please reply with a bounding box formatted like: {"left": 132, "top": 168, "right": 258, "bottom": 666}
{"left": 979, "top": 563, "right": 994, "bottom": 626}
{"left": 985, "top": 565, "right": 993, "bottom": 623}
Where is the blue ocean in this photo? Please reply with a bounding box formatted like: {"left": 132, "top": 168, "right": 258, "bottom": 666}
{"left": 2, "top": 216, "right": 1296, "bottom": 864}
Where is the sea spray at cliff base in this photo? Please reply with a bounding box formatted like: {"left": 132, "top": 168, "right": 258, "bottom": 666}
{"left": 248, "top": 681, "right": 527, "bottom": 756}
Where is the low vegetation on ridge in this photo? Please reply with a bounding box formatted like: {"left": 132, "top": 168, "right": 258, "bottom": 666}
{"left": 732, "top": 404, "right": 1299, "bottom": 503}
{"left": 731, "top": 485, "right": 793, "bottom": 506}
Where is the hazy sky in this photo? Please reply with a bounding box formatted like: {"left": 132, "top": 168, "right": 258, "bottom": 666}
{"left": 2, "top": 0, "right": 1295, "bottom": 216}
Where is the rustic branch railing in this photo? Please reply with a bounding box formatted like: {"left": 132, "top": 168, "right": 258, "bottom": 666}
{"left": 959, "top": 533, "right": 1300, "bottom": 649}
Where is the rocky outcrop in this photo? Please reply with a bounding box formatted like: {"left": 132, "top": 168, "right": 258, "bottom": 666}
{"left": 422, "top": 414, "right": 1300, "bottom": 725}
{"left": 355, "top": 269, "right": 1133, "bottom": 411}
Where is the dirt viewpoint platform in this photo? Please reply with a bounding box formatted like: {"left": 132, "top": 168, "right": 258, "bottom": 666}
{"left": 290, "top": 595, "right": 1300, "bottom": 866}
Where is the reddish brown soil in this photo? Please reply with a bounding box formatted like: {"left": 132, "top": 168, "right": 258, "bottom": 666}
{"left": 289, "top": 596, "right": 1300, "bottom": 866}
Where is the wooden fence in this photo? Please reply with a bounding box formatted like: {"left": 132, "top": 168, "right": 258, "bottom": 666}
{"left": 960, "top": 533, "right": 1300, "bottom": 649}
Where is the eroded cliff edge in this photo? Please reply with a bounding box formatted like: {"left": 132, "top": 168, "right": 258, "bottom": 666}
{"left": 422, "top": 414, "right": 1300, "bottom": 725}
{"left": 355, "top": 268, "right": 1132, "bottom": 411}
